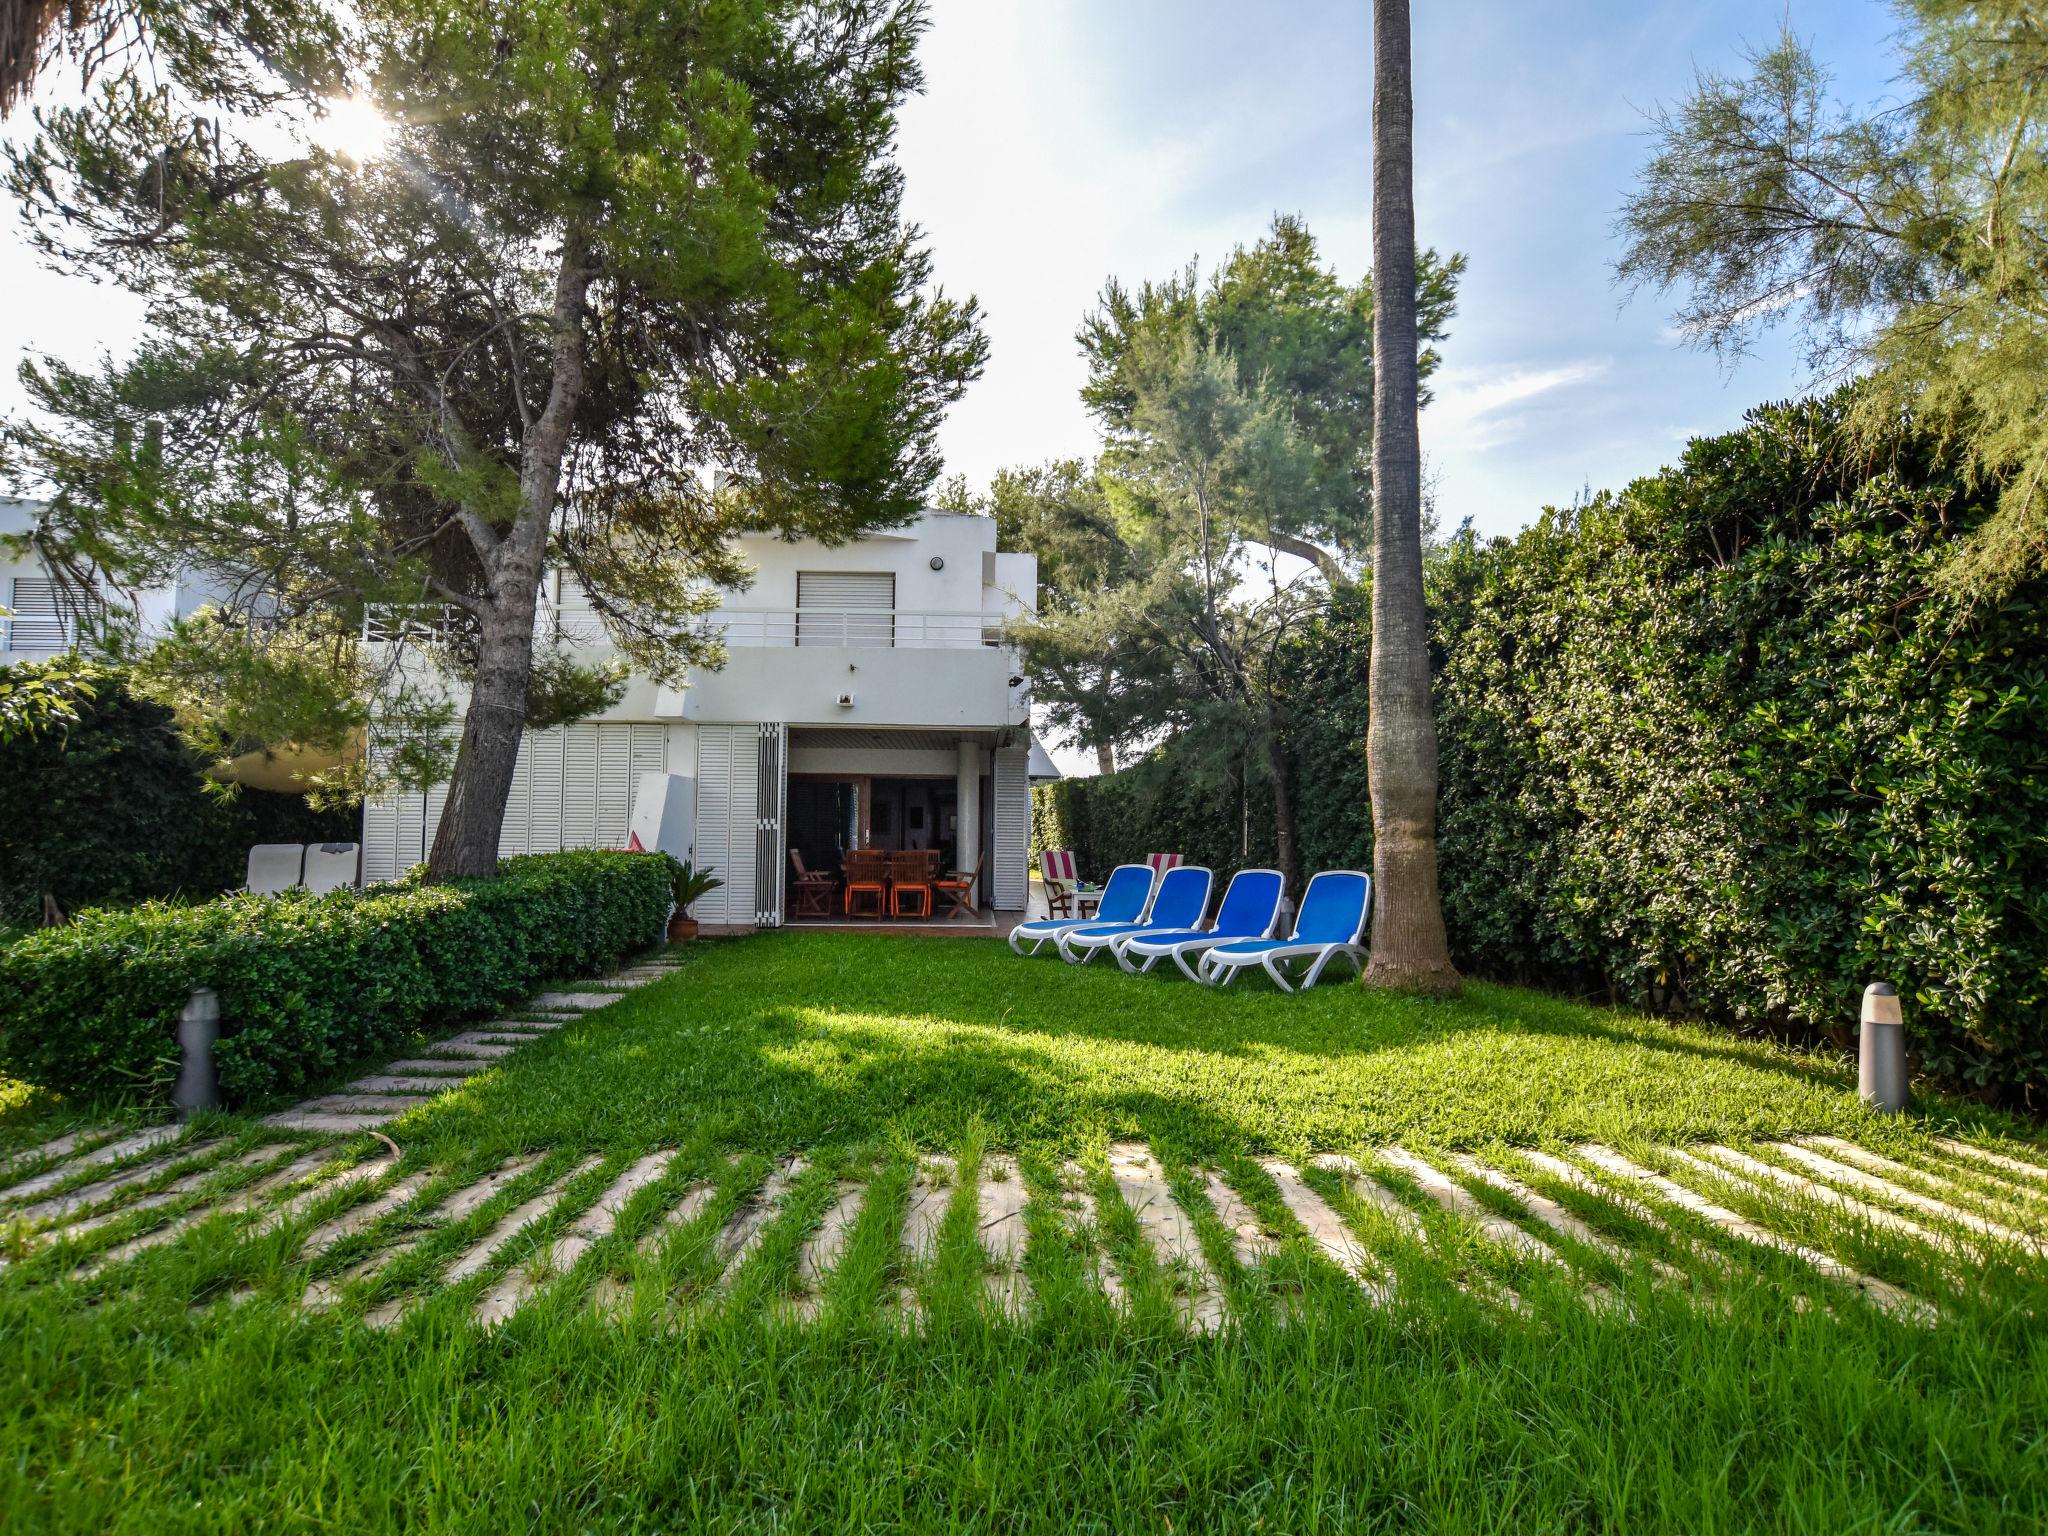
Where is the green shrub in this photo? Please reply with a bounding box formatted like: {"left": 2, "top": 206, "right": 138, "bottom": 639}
{"left": 0, "top": 849, "right": 674, "bottom": 1105}
{"left": 1036, "top": 392, "right": 2048, "bottom": 1101}
{"left": 0, "top": 664, "right": 355, "bottom": 925}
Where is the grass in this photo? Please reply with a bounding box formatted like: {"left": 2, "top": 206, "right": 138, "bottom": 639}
{"left": 3, "top": 930, "right": 2047, "bottom": 1533}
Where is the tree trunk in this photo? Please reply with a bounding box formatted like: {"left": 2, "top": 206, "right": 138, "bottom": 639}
{"left": 1095, "top": 740, "right": 1116, "bottom": 775}
{"left": 1263, "top": 704, "right": 1300, "bottom": 892}
{"left": 1268, "top": 528, "right": 1348, "bottom": 587}
{"left": 426, "top": 230, "right": 593, "bottom": 881}
{"left": 1363, "top": 0, "right": 1459, "bottom": 995}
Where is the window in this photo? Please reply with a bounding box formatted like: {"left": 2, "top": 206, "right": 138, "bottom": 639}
{"left": 796, "top": 571, "right": 895, "bottom": 648}
{"left": 5, "top": 576, "right": 96, "bottom": 657}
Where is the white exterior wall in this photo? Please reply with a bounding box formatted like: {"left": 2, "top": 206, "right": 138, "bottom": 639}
{"left": 2, "top": 498, "right": 228, "bottom": 664}
{"left": 362, "top": 508, "right": 1042, "bottom": 918}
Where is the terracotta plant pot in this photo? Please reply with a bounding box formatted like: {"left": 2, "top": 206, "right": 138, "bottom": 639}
{"left": 667, "top": 915, "right": 700, "bottom": 942}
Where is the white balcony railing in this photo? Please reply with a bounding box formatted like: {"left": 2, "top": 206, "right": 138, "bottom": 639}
{"left": 706, "top": 608, "right": 1002, "bottom": 650}
{"left": 364, "top": 602, "right": 1008, "bottom": 653}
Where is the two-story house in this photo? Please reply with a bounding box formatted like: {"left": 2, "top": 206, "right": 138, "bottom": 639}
{"left": 360, "top": 509, "right": 1050, "bottom": 928}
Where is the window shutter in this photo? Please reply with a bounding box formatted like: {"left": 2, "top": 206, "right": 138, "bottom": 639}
{"left": 562, "top": 724, "right": 599, "bottom": 848}
{"left": 754, "top": 723, "right": 786, "bottom": 925}
{"left": 526, "top": 729, "right": 565, "bottom": 853}
{"left": 992, "top": 745, "right": 1029, "bottom": 910}
{"left": 795, "top": 571, "right": 895, "bottom": 648}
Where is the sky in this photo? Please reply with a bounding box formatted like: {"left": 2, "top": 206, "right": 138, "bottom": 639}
{"left": 892, "top": 0, "right": 1904, "bottom": 538}
{"left": 0, "top": 0, "right": 1908, "bottom": 775}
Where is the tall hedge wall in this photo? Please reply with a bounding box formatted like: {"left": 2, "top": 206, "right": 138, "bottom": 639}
{"left": 1034, "top": 394, "right": 2048, "bottom": 1101}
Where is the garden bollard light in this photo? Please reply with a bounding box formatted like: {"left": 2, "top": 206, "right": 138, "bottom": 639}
{"left": 1859, "top": 982, "right": 1907, "bottom": 1115}
{"left": 175, "top": 988, "right": 221, "bottom": 1120}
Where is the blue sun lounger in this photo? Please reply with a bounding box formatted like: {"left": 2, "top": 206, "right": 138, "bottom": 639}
{"left": 1057, "top": 864, "right": 1213, "bottom": 965}
{"left": 1197, "top": 870, "right": 1371, "bottom": 991}
{"left": 1007, "top": 863, "right": 1155, "bottom": 956}
{"left": 1116, "top": 867, "right": 1285, "bottom": 980}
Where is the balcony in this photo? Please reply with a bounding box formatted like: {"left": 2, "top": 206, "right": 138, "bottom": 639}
{"left": 365, "top": 602, "right": 1010, "bottom": 652}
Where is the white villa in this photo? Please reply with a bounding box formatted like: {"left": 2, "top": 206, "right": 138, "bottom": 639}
{"left": 360, "top": 509, "right": 1050, "bottom": 928}
{"left": 5, "top": 496, "right": 1052, "bottom": 928}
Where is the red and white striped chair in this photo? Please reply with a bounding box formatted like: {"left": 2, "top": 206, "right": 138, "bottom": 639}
{"left": 1040, "top": 849, "right": 1080, "bottom": 919}
{"left": 1144, "top": 852, "right": 1184, "bottom": 875}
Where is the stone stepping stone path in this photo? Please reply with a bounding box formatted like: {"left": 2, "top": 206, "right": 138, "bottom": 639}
{"left": 255, "top": 957, "right": 684, "bottom": 1134}
{"left": 8, "top": 1129, "right": 2047, "bottom": 1335}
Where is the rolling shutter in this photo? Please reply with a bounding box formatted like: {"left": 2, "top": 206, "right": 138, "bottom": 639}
{"left": 992, "top": 744, "right": 1029, "bottom": 910}
{"left": 796, "top": 571, "right": 894, "bottom": 648}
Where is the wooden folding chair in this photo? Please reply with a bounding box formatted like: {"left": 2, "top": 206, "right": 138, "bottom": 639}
{"left": 934, "top": 852, "right": 984, "bottom": 919}
{"left": 888, "top": 849, "right": 938, "bottom": 918}
{"left": 789, "top": 849, "right": 835, "bottom": 919}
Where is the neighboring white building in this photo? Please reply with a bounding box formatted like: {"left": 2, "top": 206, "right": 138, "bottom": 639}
{"left": 360, "top": 509, "right": 1049, "bottom": 927}
{"left": 0, "top": 498, "right": 212, "bottom": 663}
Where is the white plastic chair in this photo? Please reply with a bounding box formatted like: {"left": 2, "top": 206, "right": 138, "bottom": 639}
{"left": 302, "top": 842, "right": 360, "bottom": 895}
{"left": 244, "top": 844, "right": 306, "bottom": 896}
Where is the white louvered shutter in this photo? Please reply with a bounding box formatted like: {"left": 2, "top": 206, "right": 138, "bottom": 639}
{"left": 526, "top": 729, "right": 566, "bottom": 853}
{"left": 796, "top": 571, "right": 894, "bottom": 648}
{"left": 992, "top": 745, "right": 1030, "bottom": 910}
{"left": 562, "top": 723, "right": 599, "bottom": 847}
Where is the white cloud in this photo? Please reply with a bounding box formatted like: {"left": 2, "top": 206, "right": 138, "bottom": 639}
{"left": 1423, "top": 359, "right": 1612, "bottom": 454}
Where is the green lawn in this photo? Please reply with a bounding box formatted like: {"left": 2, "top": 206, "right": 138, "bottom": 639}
{"left": 4, "top": 931, "right": 2047, "bottom": 1533}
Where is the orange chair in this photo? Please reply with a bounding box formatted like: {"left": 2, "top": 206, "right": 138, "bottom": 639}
{"left": 842, "top": 849, "right": 889, "bottom": 918}
{"left": 888, "top": 849, "right": 939, "bottom": 918}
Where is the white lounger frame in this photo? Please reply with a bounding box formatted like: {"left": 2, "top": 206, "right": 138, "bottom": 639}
{"left": 1058, "top": 868, "right": 1213, "bottom": 965}
{"left": 1115, "top": 869, "right": 1285, "bottom": 980}
{"left": 1197, "top": 870, "right": 1371, "bottom": 992}
{"left": 1007, "top": 864, "right": 1156, "bottom": 956}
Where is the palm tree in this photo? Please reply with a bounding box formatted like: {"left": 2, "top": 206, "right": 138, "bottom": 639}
{"left": 1364, "top": 0, "right": 1459, "bottom": 995}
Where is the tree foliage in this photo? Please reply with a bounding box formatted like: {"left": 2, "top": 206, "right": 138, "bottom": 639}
{"left": 1618, "top": 5, "right": 2048, "bottom": 598}
{"left": 1079, "top": 214, "right": 1462, "bottom": 581}
{"left": 1037, "top": 392, "right": 2048, "bottom": 1103}
{"left": 1, "top": 0, "right": 984, "bottom": 873}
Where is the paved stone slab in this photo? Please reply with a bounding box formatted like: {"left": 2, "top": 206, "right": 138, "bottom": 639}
{"left": 81, "top": 1148, "right": 340, "bottom": 1277}
{"left": 1108, "top": 1142, "right": 1221, "bottom": 1332}
{"left": 1699, "top": 1144, "right": 1985, "bottom": 1258}
{"left": 420, "top": 1041, "right": 517, "bottom": 1061}
{"left": 1577, "top": 1144, "right": 1934, "bottom": 1324}
{"left": 791, "top": 1181, "right": 867, "bottom": 1319}
{"left": 1, "top": 1127, "right": 109, "bottom": 1181}
{"left": 3, "top": 1125, "right": 187, "bottom": 1204}
{"left": 294, "top": 1096, "right": 428, "bottom": 1117}
{"left": 437, "top": 1031, "right": 529, "bottom": 1050}
{"left": 19, "top": 1139, "right": 221, "bottom": 1224}
{"left": 1260, "top": 1158, "right": 1393, "bottom": 1303}
{"left": 345, "top": 1076, "right": 468, "bottom": 1095}
{"left": 1383, "top": 1148, "right": 1577, "bottom": 1272}
{"left": 380, "top": 1059, "right": 489, "bottom": 1077}
{"left": 1201, "top": 1169, "right": 1277, "bottom": 1269}
{"left": 900, "top": 1154, "right": 956, "bottom": 1261}
{"left": 17, "top": 1146, "right": 285, "bottom": 1260}
{"left": 530, "top": 992, "right": 625, "bottom": 1011}
{"left": 264, "top": 1111, "right": 398, "bottom": 1134}
{"left": 474, "top": 1151, "right": 680, "bottom": 1327}
{"left": 976, "top": 1156, "right": 1033, "bottom": 1318}
{"left": 298, "top": 1171, "right": 434, "bottom": 1261}
{"left": 1059, "top": 1163, "right": 1126, "bottom": 1311}
{"left": 1456, "top": 1154, "right": 1685, "bottom": 1286}
{"left": 710, "top": 1158, "right": 807, "bottom": 1291}
{"left": 1797, "top": 1137, "right": 2047, "bottom": 1236}
{"left": 1937, "top": 1138, "right": 2048, "bottom": 1191}
{"left": 301, "top": 1158, "right": 540, "bottom": 1311}
{"left": 254, "top": 1154, "right": 399, "bottom": 1236}
{"left": 1314, "top": 1153, "right": 1511, "bottom": 1310}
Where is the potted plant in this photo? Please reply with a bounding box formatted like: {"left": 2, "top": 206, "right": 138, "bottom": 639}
{"left": 667, "top": 859, "right": 723, "bottom": 941}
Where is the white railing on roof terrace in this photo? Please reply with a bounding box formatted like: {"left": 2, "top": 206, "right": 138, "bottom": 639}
{"left": 363, "top": 603, "right": 1010, "bottom": 652}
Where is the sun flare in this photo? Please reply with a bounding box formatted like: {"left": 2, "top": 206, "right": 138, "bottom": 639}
{"left": 312, "top": 94, "right": 393, "bottom": 163}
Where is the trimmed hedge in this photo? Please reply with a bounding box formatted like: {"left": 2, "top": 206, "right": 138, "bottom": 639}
{"left": 0, "top": 849, "right": 674, "bottom": 1106}
{"left": 1035, "top": 393, "right": 2048, "bottom": 1102}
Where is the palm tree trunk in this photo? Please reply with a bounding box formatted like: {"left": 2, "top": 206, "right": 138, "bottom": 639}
{"left": 1363, "top": 0, "right": 1459, "bottom": 995}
